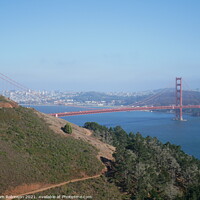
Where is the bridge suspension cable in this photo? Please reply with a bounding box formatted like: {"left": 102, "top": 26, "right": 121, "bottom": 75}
{"left": 182, "top": 79, "right": 200, "bottom": 105}
{"left": 131, "top": 87, "right": 172, "bottom": 107}
{"left": 0, "top": 72, "right": 29, "bottom": 91}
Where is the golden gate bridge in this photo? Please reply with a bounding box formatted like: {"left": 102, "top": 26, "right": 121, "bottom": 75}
{"left": 0, "top": 73, "right": 200, "bottom": 121}
{"left": 48, "top": 78, "right": 200, "bottom": 121}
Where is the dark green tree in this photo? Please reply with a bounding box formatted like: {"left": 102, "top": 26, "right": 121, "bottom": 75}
{"left": 62, "top": 123, "right": 72, "bottom": 134}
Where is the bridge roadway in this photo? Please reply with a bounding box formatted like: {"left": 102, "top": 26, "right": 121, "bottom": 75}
{"left": 49, "top": 105, "right": 200, "bottom": 117}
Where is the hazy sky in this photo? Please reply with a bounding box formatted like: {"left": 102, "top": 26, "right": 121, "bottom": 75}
{"left": 1, "top": 0, "right": 200, "bottom": 91}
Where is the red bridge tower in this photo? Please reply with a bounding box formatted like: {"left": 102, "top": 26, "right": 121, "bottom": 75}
{"left": 175, "top": 77, "right": 183, "bottom": 120}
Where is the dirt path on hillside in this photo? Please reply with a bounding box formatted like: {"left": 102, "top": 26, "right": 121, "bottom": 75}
{"left": 4, "top": 172, "right": 104, "bottom": 200}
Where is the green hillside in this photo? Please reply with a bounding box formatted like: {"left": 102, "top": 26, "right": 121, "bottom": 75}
{"left": 0, "top": 105, "right": 104, "bottom": 194}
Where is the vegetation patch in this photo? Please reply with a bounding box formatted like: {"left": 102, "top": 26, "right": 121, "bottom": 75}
{"left": 84, "top": 122, "right": 200, "bottom": 200}
{"left": 62, "top": 123, "right": 72, "bottom": 134}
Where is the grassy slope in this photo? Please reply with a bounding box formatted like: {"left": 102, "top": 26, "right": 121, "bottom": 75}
{"left": 0, "top": 106, "right": 104, "bottom": 194}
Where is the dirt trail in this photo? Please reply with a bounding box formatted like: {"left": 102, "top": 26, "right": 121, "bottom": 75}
{"left": 5, "top": 173, "right": 103, "bottom": 200}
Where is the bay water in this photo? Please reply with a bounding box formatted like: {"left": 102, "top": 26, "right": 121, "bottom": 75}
{"left": 30, "top": 105, "right": 200, "bottom": 159}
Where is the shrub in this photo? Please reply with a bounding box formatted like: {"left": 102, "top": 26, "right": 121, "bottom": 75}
{"left": 62, "top": 123, "right": 72, "bottom": 134}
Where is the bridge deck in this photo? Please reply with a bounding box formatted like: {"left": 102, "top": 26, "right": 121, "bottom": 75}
{"left": 49, "top": 105, "right": 200, "bottom": 117}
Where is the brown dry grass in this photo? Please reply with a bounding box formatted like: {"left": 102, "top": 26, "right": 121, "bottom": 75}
{"left": 0, "top": 102, "right": 19, "bottom": 108}
{"left": 0, "top": 96, "right": 19, "bottom": 108}
{"left": 3, "top": 183, "right": 52, "bottom": 196}
{"left": 35, "top": 111, "right": 115, "bottom": 161}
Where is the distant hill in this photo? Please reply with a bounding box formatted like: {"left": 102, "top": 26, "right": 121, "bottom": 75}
{"left": 72, "top": 90, "right": 200, "bottom": 107}
{"left": 123, "top": 89, "right": 200, "bottom": 106}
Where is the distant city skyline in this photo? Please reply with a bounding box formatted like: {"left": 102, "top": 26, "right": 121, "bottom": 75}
{"left": 1, "top": 0, "right": 200, "bottom": 92}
